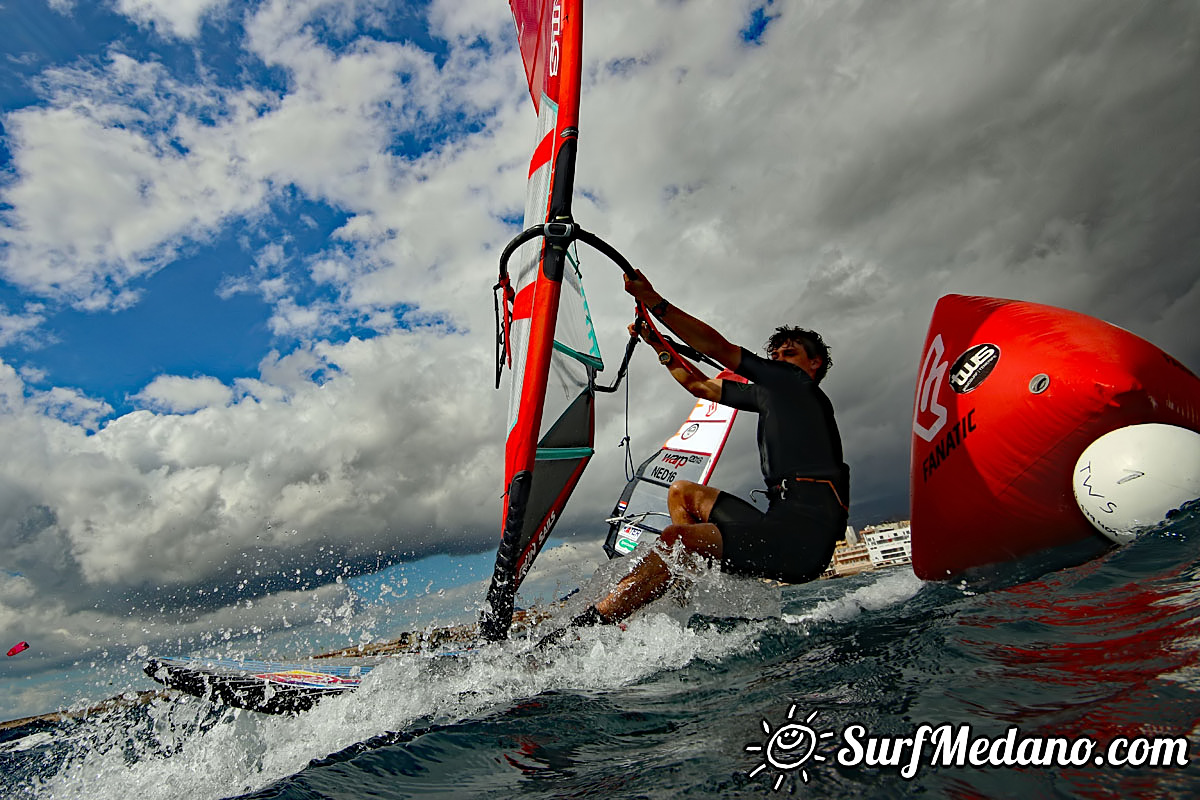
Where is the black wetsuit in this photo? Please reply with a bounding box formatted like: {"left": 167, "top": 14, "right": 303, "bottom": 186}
{"left": 710, "top": 348, "right": 849, "bottom": 583}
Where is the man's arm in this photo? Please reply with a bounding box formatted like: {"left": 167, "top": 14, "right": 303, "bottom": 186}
{"left": 628, "top": 321, "right": 722, "bottom": 401}
{"left": 624, "top": 272, "right": 742, "bottom": 371}
{"left": 662, "top": 351, "right": 723, "bottom": 401}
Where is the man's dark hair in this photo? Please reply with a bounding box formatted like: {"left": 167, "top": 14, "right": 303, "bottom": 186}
{"left": 766, "top": 326, "right": 832, "bottom": 383}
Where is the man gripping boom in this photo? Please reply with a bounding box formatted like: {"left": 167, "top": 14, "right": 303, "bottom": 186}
{"left": 553, "top": 270, "right": 851, "bottom": 635}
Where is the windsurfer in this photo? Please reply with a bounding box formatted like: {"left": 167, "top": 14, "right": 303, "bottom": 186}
{"left": 551, "top": 271, "right": 850, "bottom": 637}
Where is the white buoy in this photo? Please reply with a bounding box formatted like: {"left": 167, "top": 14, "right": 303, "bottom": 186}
{"left": 1072, "top": 423, "right": 1200, "bottom": 544}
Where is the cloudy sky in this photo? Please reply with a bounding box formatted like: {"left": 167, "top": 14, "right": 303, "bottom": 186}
{"left": 1, "top": 0, "right": 1198, "bottom": 717}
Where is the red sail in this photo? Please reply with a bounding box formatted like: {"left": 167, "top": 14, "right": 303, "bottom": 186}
{"left": 482, "top": 0, "right": 589, "bottom": 640}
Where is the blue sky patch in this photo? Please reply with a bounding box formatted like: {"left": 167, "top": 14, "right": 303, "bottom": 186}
{"left": 0, "top": 1, "right": 473, "bottom": 420}
{"left": 16, "top": 231, "right": 274, "bottom": 414}
{"left": 741, "top": 1, "right": 779, "bottom": 45}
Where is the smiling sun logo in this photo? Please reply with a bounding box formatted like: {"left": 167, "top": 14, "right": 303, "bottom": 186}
{"left": 745, "top": 705, "right": 835, "bottom": 790}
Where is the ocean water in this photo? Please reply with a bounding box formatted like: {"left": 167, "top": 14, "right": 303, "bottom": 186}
{"left": 4, "top": 511, "right": 1200, "bottom": 799}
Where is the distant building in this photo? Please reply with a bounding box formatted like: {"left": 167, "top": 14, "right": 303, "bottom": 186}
{"left": 821, "top": 521, "right": 912, "bottom": 579}
{"left": 822, "top": 526, "right": 873, "bottom": 578}
{"left": 861, "top": 521, "right": 913, "bottom": 570}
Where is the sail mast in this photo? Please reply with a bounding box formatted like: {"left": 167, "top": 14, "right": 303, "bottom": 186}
{"left": 482, "top": 0, "right": 587, "bottom": 641}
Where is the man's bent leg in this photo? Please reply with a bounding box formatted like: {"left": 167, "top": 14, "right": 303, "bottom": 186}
{"left": 667, "top": 481, "right": 722, "bottom": 526}
{"left": 594, "top": 522, "right": 722, "bottom": 623}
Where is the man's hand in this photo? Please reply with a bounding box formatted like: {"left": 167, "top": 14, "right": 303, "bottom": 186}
{"left": 628, "top": 321, "right": 662, "bottom": 348}
{"left": 624, "top": 269, "right": 662, "bottom": 307}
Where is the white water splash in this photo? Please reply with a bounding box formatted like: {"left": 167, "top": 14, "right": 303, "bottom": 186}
{"left": 783, "top": 569, "right": 925, "bottom": 625}
{"left": 24, "top": 612, "right": 761, "bottom": 800}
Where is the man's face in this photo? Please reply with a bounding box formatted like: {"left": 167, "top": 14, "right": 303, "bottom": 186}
{"left": 770, "top": 339, "right": 823, "bottom": 380}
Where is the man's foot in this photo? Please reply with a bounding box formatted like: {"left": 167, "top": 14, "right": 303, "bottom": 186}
{"left": 534, "top": 605, "right": 607, "bottom": 650}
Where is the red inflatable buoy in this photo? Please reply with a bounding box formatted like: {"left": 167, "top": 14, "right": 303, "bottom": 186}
{"left": 910, "top": 295, "right": 1200, "bottom": 579}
